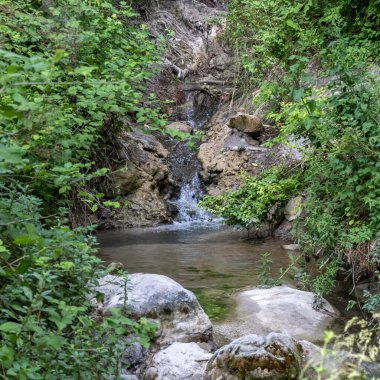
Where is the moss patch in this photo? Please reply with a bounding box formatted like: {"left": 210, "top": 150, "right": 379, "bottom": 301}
{"left": 191, "top": 288, "right": 231, "bottom": 322}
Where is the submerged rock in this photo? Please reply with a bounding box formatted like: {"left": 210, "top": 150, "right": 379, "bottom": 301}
{"left": 282, "top": 244, "right": 300, "bottom": 251}
{"left": 215, "top": 285, "right": 339, "bottom": 343}
{"left": 95, "top": 274, "right": 213, "bottom": 345}
{"left": 205, "top": 333, "right": 304, "bottom": 380}
{"left": 148, "top": 342, "right": 212, "bottom": 380}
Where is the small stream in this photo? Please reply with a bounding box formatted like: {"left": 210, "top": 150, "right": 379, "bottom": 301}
{"left": 97, "top": 89, "right": 358, "bottom": 339}
{"left": 97, "top": 223, "right": 293, "bottom": 322}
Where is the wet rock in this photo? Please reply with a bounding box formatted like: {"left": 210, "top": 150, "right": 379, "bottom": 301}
{"left": 109, "top": 131, "right": 175, "bottom": 228}
{"left": 149, "top": 342, "right": 212, "bottom": 380}
{"left": 167, "top": 121, "right": 192, "bottom": 134}
{"left": 143, "top": 367, "right": 158, "bottom": 380}
{"left": 223, "top": 130, "right": 260, "bottom": 151}
{"left": 214, "top": 286, "right": 339, "bottom": 343}
{"left": 95, "top": 274, "right": 213, "bottom": 345}
{"left": 228, "top": 113, "right": 264, "bottom": 138}
{"left": 121, "top": 182, "right": 173, "bottom": 228}
{"left": 205, "top": 333, "right": 304, "bottom": 380}
{"left": 282, "top": 244, "right": 300, "bottom": 251}
{"left": 247, "top": 223, "right": 275, "bottom": 239}
{"left": 284, "top": 196, "right": 304, "bottom": 221}
{"left": 122, "top": 339, "right": 148, "bottom": 373}
{"left": 274, "top": 220, "right": 293, "bottom": 240}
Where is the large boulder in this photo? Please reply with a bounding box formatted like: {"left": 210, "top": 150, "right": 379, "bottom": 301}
{"left": 146, "top": 342, "right": 212, "bottom": 380}
{"left": 227, "top": 113, "right": 264, "bottom": 137}
{"left": 284, "top": 195, "right": 304, "bottom": 221}
{"left": 95, "top": 274, "right": 213, "bottom": 345}
{"left": 110, "top": 131, "right": 175, "bottom": 228}
{"left": 205, "top": 333, "right": 304, "bottom": 380}
{"left": 214, "top": 286, "right": 339, "bottom": 343}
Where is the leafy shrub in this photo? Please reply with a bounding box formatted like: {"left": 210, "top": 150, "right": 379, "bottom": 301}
{"left": 224, "top": 0, "right": 380, "bottom": 303}
{"left": 0, "top": 0, "right": 165, "bottom": 215}
{"left": 301, "top": 317, "right": 380, "bottom": 379}
{"left": 0, "top": 1, "right": 162, "bottom": 378}
{"left": 271, "top": 51, "right": 380, "bottom": 281}
{"left": 200, "top": 166, "right": 303, "bottom": 228}
{"left": 0, "top": 190, "right": 156, "bottom": 379}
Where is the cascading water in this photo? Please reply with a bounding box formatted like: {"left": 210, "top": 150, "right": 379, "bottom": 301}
{"left": 171, "top": 174, "right": 211, "bottom": 223}
{"left": 167, "top": 92, "right": 216, "bottom": 223}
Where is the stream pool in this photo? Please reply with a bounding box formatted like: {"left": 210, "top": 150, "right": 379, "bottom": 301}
{"left": 97, "top": 222, "right": 293, "bottom": 322}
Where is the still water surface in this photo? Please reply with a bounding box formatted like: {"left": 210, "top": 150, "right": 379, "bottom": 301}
{"left": 97, "top": 222, "right": 292, "bottom": 321}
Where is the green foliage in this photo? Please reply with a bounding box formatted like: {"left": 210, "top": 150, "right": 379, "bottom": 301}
{"left": 0, "top": 190, "right": 156, "bottom": 379}
{"left": 0, "top": 0, "right": 162, "bottom": 377}
{"left": 0, "top": 0, "right": 165, "bottom": 212}
{"left": 226, "top": 0, "right": 380, "bottom": 96}
{"left": 362, "top": 272, "right": 380, "bottom": 314}
{"left": 226, "top": 0, "right": 380, "bottom": 303}
{"left": 200, "top": 166, "right": 303, "bottom": 228}
{"left": 258, "top": 252, "right": 275, "bottom": 286}
{"left": 301, "top": 317, "right": 380, "bottom": 379}
{"left": 272, "top": 54, "right": 380, "bottom": 280}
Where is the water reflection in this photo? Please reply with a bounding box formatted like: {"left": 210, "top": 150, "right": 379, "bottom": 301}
{"left": 97, "top": 224, "right": 292, "bottom": 321}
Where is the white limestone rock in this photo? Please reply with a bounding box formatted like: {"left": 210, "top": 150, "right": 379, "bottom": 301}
{"left": 149, "top": 342, "right": 212, "bottom": 380}
{"left": 215, "top": 285, "right": 339, "bottom": 343}
{"left": 95, "top": 274, "right": 213, "bottom": 345}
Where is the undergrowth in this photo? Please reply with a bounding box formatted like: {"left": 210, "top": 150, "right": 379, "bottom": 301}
{"left": 202, "top": 0, "right": 380, "bottom": 314}
{"left": 0, "top": 1, "right": 162, "bottom": 378}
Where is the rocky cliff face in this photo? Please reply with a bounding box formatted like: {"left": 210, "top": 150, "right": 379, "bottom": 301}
{"left": 100, "top": 0, "right": 302, "bottom": 230}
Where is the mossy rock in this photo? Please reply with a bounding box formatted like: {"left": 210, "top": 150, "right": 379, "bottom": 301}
{"left": 205, "top": 333, "right": 304, "bottom": 380}
{"left": 106, "top": 165, "right": 142, "bottom": 197}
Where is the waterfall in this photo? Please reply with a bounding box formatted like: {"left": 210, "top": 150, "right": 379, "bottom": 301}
{"left": 171, "top": 175, "right": 211, "bottom": 223}
{"left": 167, "top": 92, "right": 215, "bottom": 224}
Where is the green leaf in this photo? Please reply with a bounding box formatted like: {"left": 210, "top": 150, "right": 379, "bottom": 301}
{"left": 16, "top": 260, "right": 32, "bottom": 274}
{"left": 36, "top": 334, "right": 66, "bottom": 350}
{"left": 0, "top": 322, "right": 22, "bottom": 333}
{"left": 285, "top": 19, "right": 300, "bottom": 30}
{"left": 0, "top": 345, "right": 14, "bottom": 368}
{"left": 0, "top": 145, "right": 25, "bottom": 164}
